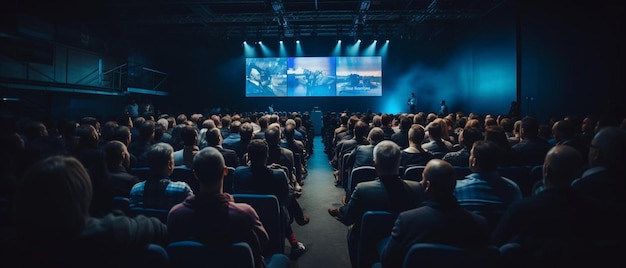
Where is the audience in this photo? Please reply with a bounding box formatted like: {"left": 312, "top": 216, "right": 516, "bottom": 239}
{"left": 510, "top": 116, "right": 552, "bottom": 166}
{"left": 380, "top": 159, "right": 490, "bottom": 268}
{"left": 205, "top": 127, "right": 241, "bottom": 167}
{"left": 328, "top": 140, "right": 425, "bottom": 267}
{"left": 103, "top": 140, "right": 139, "bottom": 197}
{"left": 442, "top": 126, "right": 482, "bottom": 167}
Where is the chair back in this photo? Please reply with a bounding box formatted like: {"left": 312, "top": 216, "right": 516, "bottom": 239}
{"left": 453, "top": 166, "right": 472, "bottom": 179}
{"left": 358, "top": 211, "right": 395, "bottom": 268}
{"left": 293, "top": 153, "right": 303, "bottom": 183}
{"left": 223, "top": 167, "right": 236, "bottom": 194}
{"left": 166, "top": 240, "right": 254, "bottom": 268}
{"left": 347, "top": 166, "right": 378, "bottom": 201}
{"left": 497, "top": 166, "right": 531, "bottom": 197}
{"left": 232, "top": 194, "right": 285, "bottom": 255}
{"left": 403, "top": 166, "right": 426, "bottom": 181}
{"left": 171, "top": 166, "right": 199, "bottom": 193}
{"left": 143, "top": 243, "right": 170, "bottom": 268}
{"left": 128, "top": 167, "right": 151, "bottom": 181}
{"left": 112, "top": 196, "right": 130, "bottom": 215}
{"left": 340, "top": 152, "right": 352, "bottom": 188}
{"left": 128, "top": 207, "right": 169, "bottom": 224}
{"left": 403, "top": 243, "right": 501, "bottom": 268}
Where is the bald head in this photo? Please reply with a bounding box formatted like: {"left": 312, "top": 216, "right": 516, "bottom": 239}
{"left": 589, "top": 127, "right": 626, "bottom": 169}
{"left": 422, "top": 159, "right": 457, "bottom": 197}
{"left": 193, "top": 147, "right": 227, "bottom": 190}
{"left": 543, "top": 145, "right": 583, "bottom": 188}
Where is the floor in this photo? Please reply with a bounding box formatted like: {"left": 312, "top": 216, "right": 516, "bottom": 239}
{"left": 288, "top": 137, "right": 352, "bottom": 268}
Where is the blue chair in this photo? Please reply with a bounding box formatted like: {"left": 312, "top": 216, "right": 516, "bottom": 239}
{"left": 223, "top": 166, "right": 236, "bottom": 194}
{"left": 453, "top": 166, "right": 472, "bottom": 179}
{"left": 403, "top": 166, "right": 426, "bottom": 181}
{"left": 112, "top": 196, "right": 130, "bottom": 215}
{"left": 346, "top": 166, "right": 377, "bottom": 203}
{"left": 142, "top": 243, "right": 169, "bottom": 268}
{"left": 233, "top": 194, "right": 285, "bottom": 256}
{"left": 128, "top": 167, "right": 151, "bottom": 181}
{"left": 403, "top": 243, "right": 501, "bottom": 268}
{"left": 167, "top": 240, "right": 254, "bottom": 268}
{"left": 171, "top": 166, "right": 199, "bottom": 193}
{"left": 358, "top": 211, "right": 395, "bottom": 268}
{"left": 340, "top": 152, "right": 352, "bottom": 188}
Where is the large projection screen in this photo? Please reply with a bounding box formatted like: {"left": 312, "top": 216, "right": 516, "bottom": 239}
{"left": 245, "top": 56, "right": 382, "bottom": 97}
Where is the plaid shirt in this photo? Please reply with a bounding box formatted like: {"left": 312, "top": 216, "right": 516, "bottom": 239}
{"left": 453, "top": 171, "right": 522, "bottom": 214}
{"left": 129, "top": 178, "right": 193, "bottom": 210}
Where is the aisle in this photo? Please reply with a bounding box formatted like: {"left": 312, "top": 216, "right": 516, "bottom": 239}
{"left": 289, "top": 137, "right": 351, "bottom": 268}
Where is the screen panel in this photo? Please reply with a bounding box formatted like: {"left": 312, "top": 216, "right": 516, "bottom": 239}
{"left": 246, "top": 56, "right": 381, "bottom": 97}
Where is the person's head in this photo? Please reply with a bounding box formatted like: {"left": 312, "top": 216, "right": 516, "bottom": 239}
{"left": 367, "top": 127, "right": 385, "bottom": 146}
{"left": 265, "top": 126, "right": 281, "bottom": 147}
{"left": 373, "top": 140, "right": 402, "bottom": 177}
{"left": 499, "top": 117, "right": 513, "bottom": 133}
{"left": 353, "top": 120, "right": 370, "bottom": 140}
{"left": 552, "top": 119, "right": 575, "bottom": 143}
{"left": 221, "top": 115, "right": 232, "bottom": 129}
{"left": 247, "top": 139, "right": 269, "bottom": 165}
{"left": 109, "top": 125, "right": 132, "bottom": 146}
{"left": 399, "top": 116, "right": 412, "bottom": 131}
{"left": 421, "top": 159, "right": 457, "bottom": 198}
{"left": 76, "top": 124, "right": 99, "bottom": 148}
{"left": 205, "top": 127, "right": 222, "bottom": 147}
{"left": 176, "top": 114, "right": 188, "bottom": 125}
{"left": 542, "top": 145, "right": 583, "bottom": 189}
{"left": 229, "top": 119, "right": 241, "bottom": 134}
{"left": 441, "top": 100, "right": 446, "bottom": 105}
{"left": 258, "top": 115, "right": 269, "bottom": 130}
{"left": 460, "top": 126, "right": 483, "bottom": 149}
{"left": 284, "top": 124, "right": 297, "bottom": 142}
{"left": 240, "top": 122, "right": 254, "bottom": 142}
{"left": 193, "top": 147, "right": 227, "bottom": 192}
{"left": 103, "top": 140, "right": 131, "bottom": 170}
{"left": 581, "top": 115, "right": 597, "bottom": 134}
{"left": 181, "top": 125, "right": 198, "bottom": 146}
{"left": 14, "top": 156, "right": 92, "bottom": 240}
{"left": 484, "top": 126, "right": 511, "bottom": 151}
{"left": 249, "top": 67, "right": 261, "bottom": 81}
{"left": 588, "top": 126, "right": 626, "bottom": 170}
{"left": 201, "top": 119, "right": 216, "bottom": 130}
{"left": 521, "top": 116, "right": 540, "bottom": 138}
{"left": 427, "top": 120, "right": 443, "bottom": 140}
{"left": 156, "top": 118, "right": 169, "bottom": 132}
{"left": 146, "top": 142, "right": 175, "bottom": 176}
{"left": 408, "top": 124, "right": 426, "bottom": 146}
{"left": 23, "top": 120, "right": 49, "bottom": 143}
{"left": 138, "top": 120, "right": 156, "bottom": 141}
{"left": 469, "top": 140, "right": 502, "bottom": 172}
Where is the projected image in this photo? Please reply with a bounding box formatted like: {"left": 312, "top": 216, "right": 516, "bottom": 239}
{"left": 287, "top": 57, "right": 336, "bottom": 96}
{"left": 245, "top": 56, "right": 381, "bottom": 97}
{"left": 246, "top": 58, "right": 288, "bottom": 96}
{"left": 336, "top": 57, "right": 382, "bottom": 96}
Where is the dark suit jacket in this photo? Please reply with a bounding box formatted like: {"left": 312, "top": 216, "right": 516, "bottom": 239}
{"left": 381, "top": 197, "right": 490, "bottom": 268}
{"left": 108, "top": 165, "right": 140, "bottom": 197}
{"left": 213, "top": 145, "right": 241, "bottom": 167}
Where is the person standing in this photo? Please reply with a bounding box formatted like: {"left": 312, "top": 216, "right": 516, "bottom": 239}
{"left": 407, "top": 93, "right": 416, "bottom": 114}
{"left": 439, "top": 100, "right": 449, "bottom": 117}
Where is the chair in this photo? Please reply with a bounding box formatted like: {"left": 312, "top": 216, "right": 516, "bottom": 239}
{"left": 223, "top": 166, "right": 236, "bottom": 194}
{"left": 293, "top": 153, "right": 303, "bottom": 184}
{"left": 453, "top": 166, "right": 472, "bottom": 179}
{"left": 128, "top": 207, "right": 170, "bottom": 224}
{"left": 528, "top": 165, "right": 544, "bottom": 195}
{"left": 128, "top": 167, "right": 151, "bottom": 181}
{"left": 403, "top": 243, "right": 501, "bottom": 268}
{"left": 112, "top": 196, "right": 130, "bottom": 215}
{"left": 498, "top": 165, "right": 531, "bottom": 197}
{"left": 403, "top": 166, "right": 426, "bottom": 182}
{"left": 346, "top": 166, "right": 378, "bottom": 202}
{"left": 171, "top": 166, "right": 199, "bottom": 193}
{"left": 358, "top": 211, "right": 395, "bottom": 268}
{"left": 233, "top": 194, "right": 285, "bottom": 255}
{"left": 167, "top": 240, "right": 254, "bottom": 268}
{"left": 142, "top": 243, "right": 170, "bottom": 268}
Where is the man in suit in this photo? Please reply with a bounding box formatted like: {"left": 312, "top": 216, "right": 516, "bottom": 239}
{"left": 380, "top": 159, "right": 490, "bottom": 268}
{"left": 205, "top": 127, "right": 240, "bottom": 167}
{"left": 328, "top": 140, "right": 425, "bottom": 267}
{"left": 102, "top": 140, "right": 139, "bottom": 197}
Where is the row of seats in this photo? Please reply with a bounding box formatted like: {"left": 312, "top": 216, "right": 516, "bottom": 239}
{"left": 129, "top": 166, "right": 237, "bottom": 194}
{"left": 141, "top": 240, "right": 290, "bottom": 268}
{"left": 340, "top": 152, "right": 544, "bottom": 199}
{"left": 113, "top": 193, "right": 286, "bottom": 256}
{"left": 360, "top": 211, "right": 517, "bottom": 268}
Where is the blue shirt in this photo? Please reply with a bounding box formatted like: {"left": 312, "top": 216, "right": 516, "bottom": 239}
{"left": 454, "top": 171, "right": 522, "bottom": 214}
{"left": 129, "top": 178, "right": 193, "bottom": 210}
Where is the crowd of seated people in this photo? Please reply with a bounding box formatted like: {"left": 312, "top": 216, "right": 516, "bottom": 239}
{"left": 322, "top": 109, "right": 625, "bottom": 267}
{"left": 0, "top": 106, "right": 624, "bottom": 267}
{"left": 0, "top": 109, "right": 315, "bottom": 265}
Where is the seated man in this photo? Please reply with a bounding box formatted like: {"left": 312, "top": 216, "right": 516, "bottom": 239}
{"left": 493, "top": 145, "right": 597, "bottom": 267}
{"left": 422, "top": 119, "right": 454, "bottom": 157}
{"left": 205, "top": 127, "right": 240, "bottom": 167}
{"left": 380, "top": 159, "right": 490, "bottom": 268}
{"left": 454, "top": 140, "right": 522, "bottom": 231}
{"left": 232, "top": 139, "right": 309, "bottom": 259}
{"left": 328, "top": 140, "right": 426, "bottom": 267}
{"left": 102, "top": 140, "right": 139, "bottom": 197}
{"left": 129, "top": 142, "right": 193, "bottom": 211}
{"left": 442, "top": 126, "right": 483, "bottom": 167}
{"left": 168, "top": 147, "right": 289, "bottom": 268}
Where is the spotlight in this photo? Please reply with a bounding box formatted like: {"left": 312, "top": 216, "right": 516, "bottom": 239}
{"left": 386, "top": 40, "right": 390, "bottom": 43}
{"left": 280, "top": 40, "right": 283, "bottom": 44}
{"left": 357, "top": 39, "right": 361, "bottom": 43}
{"left": 338, "top": 39, "right": 342, "bottom": 43}
{"left": 296, "top": 39, "right": 300, "bottom": 43}
{"left": 258, "top": 41, "right": 263, "bottom": 44}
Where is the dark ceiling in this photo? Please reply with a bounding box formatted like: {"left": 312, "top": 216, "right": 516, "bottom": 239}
{"left": 5, "top": 0, "right": 510, "bottom": 42}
